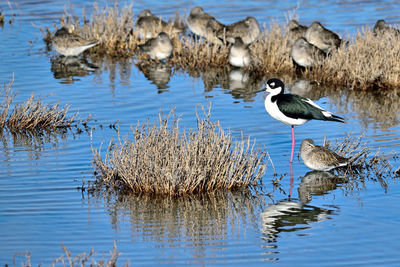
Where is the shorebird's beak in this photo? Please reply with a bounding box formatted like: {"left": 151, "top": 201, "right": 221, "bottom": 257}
{"left": 255, "top": 87, "right": 266, "bottom": 94}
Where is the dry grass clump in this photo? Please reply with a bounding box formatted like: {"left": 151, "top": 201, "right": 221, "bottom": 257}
{"left": 308, "top": 27, "right": 400, "bottom": 91}
{"left": 92, "top": 107, "right": 268, "bottom": 196}
{"left": 324, "top": 134, "right": 398, "bottom": 182}
{"left": 12, "top": 242, "right": 123, "bottom": 267}
{"left": 0, "top": 79, "right": 83, "bottom": 132}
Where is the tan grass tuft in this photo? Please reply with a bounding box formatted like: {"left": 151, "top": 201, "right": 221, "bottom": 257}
{"left": 92, "top": 107, "right": 268, "bottom": 196}
{"left": 1, "top": 78, "right": 84, "bottom": 132}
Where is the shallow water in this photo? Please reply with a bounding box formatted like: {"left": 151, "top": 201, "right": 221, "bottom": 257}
{"left": 1, "top": 0, "right": 400, "bottom": 265}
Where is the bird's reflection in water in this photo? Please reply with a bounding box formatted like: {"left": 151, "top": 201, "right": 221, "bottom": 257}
{"left": 50, "top": 56, "right": 98, "bottom": 84}
{"left": 201, "top": 68, "right": 262, "bottom": 103}
{"left": 260, "top": 198, "right": 338, "bottom": 244}
{"left": 137, "top": 62, "right": 172, "bottom": 93}
{"left": 298, "top": 170, "right": 348, "bottom": 204}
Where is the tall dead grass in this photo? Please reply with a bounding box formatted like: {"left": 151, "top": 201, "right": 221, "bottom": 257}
{"left": 0, "top": 78, "right": 83, "bottom": 132}
{"left": 92, "top": 107, "right": 268, "bottom": 196}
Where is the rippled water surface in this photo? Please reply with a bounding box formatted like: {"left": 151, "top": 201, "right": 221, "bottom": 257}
{"left": 1, "top": 0, "right": 400, "bottom": 265}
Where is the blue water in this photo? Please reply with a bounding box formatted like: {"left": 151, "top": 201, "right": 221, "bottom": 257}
{"left": 1, "top": 0, "right": 400, "bottom": 265}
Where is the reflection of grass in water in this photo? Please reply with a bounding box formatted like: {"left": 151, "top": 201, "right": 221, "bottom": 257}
{"left": 1, "top": 78, "right": 87, "bottom": 132}
{"left": 91, "top": 107, "right": 268, "bottom": 196}
{"left": 43, "top": 3, "right": 400, "bottom": 92}
{"left": 13, "top": 242, "right": 122, "bottom": 267}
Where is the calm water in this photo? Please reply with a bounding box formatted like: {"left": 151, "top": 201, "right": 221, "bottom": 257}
{"left": 1, "top": 0, "right": 400, "bottom": 265}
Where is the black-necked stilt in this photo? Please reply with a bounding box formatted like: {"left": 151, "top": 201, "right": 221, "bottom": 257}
{"left": 291, "top": 37, "right": 326, "bottom": 69}
{"left": 305, "top": 22, "right": 341, "bottom": 53}
{"left": 229, "top": 37, "right": 251, "bottom": 68}
{"left": 52, "top": 25, "right": 98, "bottom": 57}
{"left": 217, "top": 16, "right": 260, "bottom": 45}
{"left": 300, "top": 139, "right": 350, "bottom": 171}
{"left": 135, "top": 9, "right": 183, "bottom": 39}
{"left": 263, "top": 78, "right": 344, "bottom": 163}
{"left": 373, "top": 19, "right": 400, "bottom": 36}
{"left": 138, "top": 32, "right": 173, "bottom": 60}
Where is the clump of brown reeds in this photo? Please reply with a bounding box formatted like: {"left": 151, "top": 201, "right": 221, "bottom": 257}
{"left": 0, "top": 78, "right": 84, "bottom": 132}
{"left": 324, "top": 134, "right": 398, "bottom": 181}
{"left": 12, "top": 242, "right": 123, "bottom": 267}
{"left": 92, "top": 107, "right": 268, "bottom": 196}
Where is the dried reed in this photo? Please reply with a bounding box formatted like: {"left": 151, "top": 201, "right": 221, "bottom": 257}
{"left": 12, "top": 242, "right": 123, "bottom": 267}
{"left": 323, "top": 134, "right": 398, "bottom": 182}
{"left": 0, "top": 78, "right": 84, "bottom": 132}
{"left": 92, "top": 107, "right": 268, "bottom": 196}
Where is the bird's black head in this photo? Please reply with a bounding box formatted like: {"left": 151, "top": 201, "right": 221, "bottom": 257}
{"left": 265, "top": 78, "right": 285, "bottom": 94}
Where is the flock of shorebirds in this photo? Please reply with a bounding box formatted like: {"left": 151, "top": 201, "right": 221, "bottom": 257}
{"left": 51, "top": 6, "right": 385, "bottom": 172}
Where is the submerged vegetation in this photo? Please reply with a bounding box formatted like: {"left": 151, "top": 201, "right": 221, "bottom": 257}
{"left": 0, "top": 78, "right": 87, "bottom": 132}
{"left": 43, "top": 3, "right": 400, "bottom": 92}
{"left": 92, "top": 107, "right": 268, "bottom": 196}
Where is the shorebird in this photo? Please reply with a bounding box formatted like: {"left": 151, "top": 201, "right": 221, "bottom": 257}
{"left": 286, "top": 19, "right": 308, "bottom": 46}
{"left": 51, "top": 25, "right": 98, "bottom": 57}
{"left": 135, "top": 9, "right": 183, "bottom": 39}
{"left": 138, "top": 32, "right": 173, "bottom": 60}
{"left": 217, "top": 16, "right": 260, "bottom": 45}
{"left": 300, "top": 139, "right": 351, "bottom": 171}
{"left": 291, "top": 37, "right": 326, "bottom": 69}
{"left": 187, "top": 7, "right": 221, "bottom": 39}
{"left": 305, "top": 22, "right": 341, "bottom": 53}
{"left": 228, "top": 37, "right": 251, "bottom": 67}
{"left": 373, "top": 19, "right": 400, "bottom": 36}
{"left": 204, "top": 17, "right": 226, "bottom": 45}
{"left": 263, "top": 78, "right": 344, "bottom": 163}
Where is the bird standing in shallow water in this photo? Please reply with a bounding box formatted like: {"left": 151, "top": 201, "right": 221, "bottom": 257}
{"left": 138, "top": 32, "right": 173, "bottom": 61}
{"left": 51, "top": 25, "right": 98, "bottom": 57}
{"left": 228, "top": 37, "right": 251, "bottom": 68}
{"left": 263, "top": 78, "right": 344, "bottom": 163}
{"left": 300, "top": 139, "right": 350, "bottom": 171}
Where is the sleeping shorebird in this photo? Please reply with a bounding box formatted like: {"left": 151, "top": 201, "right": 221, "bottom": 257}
{"left": 300, "top": 139, "right": 351, "bottom": 171}
{"left": 187, "top": 6, "right": 223, "bottom": 42}
{"left": 305, "top": 22, "right": 341, "bottom": 53}
{"left": 373, "top": 19, "right": 400, "bottom": 36}
{"left": 51, "top": 25, "right": 98, "bottom": 57}
{"left": 263, "top": 78, "right": 344, "bottom": 163}
{"left": 286, "top": 19, "right": 308, "bottom": 46}
{"left": 135, "top": 9, "right": 183, "bottom": 39}
{"left": 291, "top": 37, "right": 326, "bottom": 69}
{"left": 138, "top": 32, "right": 173, "bottom": 60}
{"left": 217, "top": 16, "right": 260, "bottom": 45}
{"left": 228, "top": 37, "right": 251, "bottom": 67}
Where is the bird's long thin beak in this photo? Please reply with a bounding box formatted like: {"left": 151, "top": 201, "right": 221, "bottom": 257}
{"left": 256, "top": 87, "right": 266, "bottom": 94}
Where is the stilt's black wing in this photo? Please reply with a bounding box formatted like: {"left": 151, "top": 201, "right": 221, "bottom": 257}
{"left": 274, "top": 94, "right": 344, "bottom": 122}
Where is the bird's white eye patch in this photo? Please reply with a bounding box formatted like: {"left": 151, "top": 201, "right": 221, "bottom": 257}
{"left": 270, "top": 82, "right": 275, "bottom": 87}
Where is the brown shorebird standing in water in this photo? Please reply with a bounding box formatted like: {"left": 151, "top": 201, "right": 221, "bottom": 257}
{"left": 305, "top": 22, "right": 341, "bottom": 53}
{"left": 217, "top": 16, "right": 260, "bottom": 45}
{"left": 300, "top": 139, "right": 351, "bottom": 171}
{"left": 228, "top": 37, "right": 251, "bottom": 68}
{"left": 290, "top": 37, "right": 326, "bottom": 69}
{"left": 138, "top": 32, "right": 173, "bottom": 61}
{"left": 135, "top": 9, "right": 183, "bottom": 39}
{"left": 51, "top": 25, "right": 98, "bottom": 57}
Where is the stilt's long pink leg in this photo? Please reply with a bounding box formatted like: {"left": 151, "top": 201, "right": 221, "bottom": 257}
{"left": 289, "top": 162, "right": 294, "bottom": 200}
{"left": 290, "top": 125, "right": 295, "bottom": 163}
